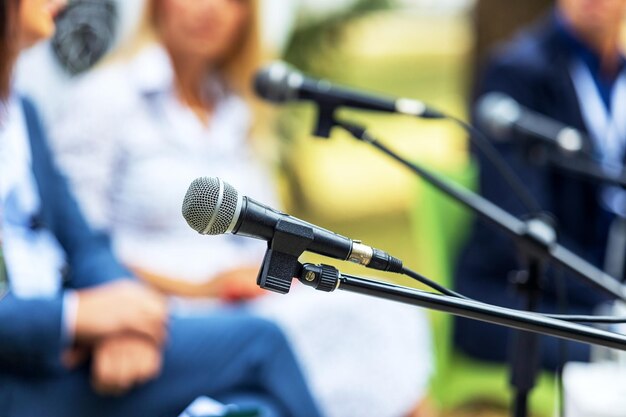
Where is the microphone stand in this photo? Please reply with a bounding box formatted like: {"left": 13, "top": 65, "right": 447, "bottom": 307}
{"left": 299, "top": 109, "right": 626, "bottom": 417}
{"left": 292, "top": 262, "right": 626, "bottom": 352}
{"left": 542, "top": 150, "right": 626, "bottom": 189}
{"left": 256, "top": 255, "right": 626, "bottom": 416}
{"left": 254, "top": 237, "right": 626, "bottom": 398}
{"left": 545, "top": 151, "right": 626, "bottom": 281}
{"left": 541, "top": 144, "right": 626, "bottom": 417}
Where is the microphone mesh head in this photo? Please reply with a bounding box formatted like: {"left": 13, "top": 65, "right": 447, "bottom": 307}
{"left": 182, "top": 177, "right": 240, "bottom": 235}
{"left": 254, "top": 61, "right": 296, "bottom": 103}
{"left": 477, "top": 92, "right": 520, "bottom": 139}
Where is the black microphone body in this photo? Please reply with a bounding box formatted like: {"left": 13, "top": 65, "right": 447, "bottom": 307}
{"left": 477, "top": 92, "right": 585, "bottom": 154}
{"left": 233, "top": 197, "right": 353, "bottom": 261}
{"left": 284, "top": 76, "right": 398, "bottom": 113}
{"left": 254, "top": 61, "right": 444, "bottom": 119}
{"left": 182, "top": 177, "right": 402, "bottom": 273}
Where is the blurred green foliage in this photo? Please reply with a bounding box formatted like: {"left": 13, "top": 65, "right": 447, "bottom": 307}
{"left": 282, "top": 0, "right": 395, "bottom": 76}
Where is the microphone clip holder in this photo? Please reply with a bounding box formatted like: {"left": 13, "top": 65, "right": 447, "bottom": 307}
{"left": 312, "top": 103, "right": 339, "bottom": 138}
{"left": 257, "top": 218, "right": 314, "bottom": 294}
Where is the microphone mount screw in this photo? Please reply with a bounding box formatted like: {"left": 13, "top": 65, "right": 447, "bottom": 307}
{"left": 305, "top": 271, "right": 316, "bottom": 282}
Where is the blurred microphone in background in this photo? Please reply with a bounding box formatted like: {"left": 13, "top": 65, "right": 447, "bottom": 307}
{"left": 254, "top": 61, "right": 444, "bottom": 119}
{"left": 476, "top": 92, "right": 586, "bottom": 155}
{"left": 51, "top": 0, "right": 117, "bottom": 74}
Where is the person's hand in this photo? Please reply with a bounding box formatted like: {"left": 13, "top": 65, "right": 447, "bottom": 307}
{"left": 91, "top": 334, "right": 162, "bottom": 396}
{"left": 75, "top": 280, "right": 169, "bottom": 345}
{"left": 132, "top": 265, "right": 266, "bottom": 302}
{"left": 212, "top": 267, "right": 267, "bottom": 302}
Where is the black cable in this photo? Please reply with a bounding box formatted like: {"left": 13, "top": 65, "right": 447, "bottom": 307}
{"left": 402, "top": 265, "right": 626, "bottom": 324}
{"left": 545, "top": 314, "right": 626, "bottom": 323}
{"left": 447, "top": 115, "right": 543, "bottom": 215}
{"left": 401, "top": 267, "right": 470, "bottom": 300}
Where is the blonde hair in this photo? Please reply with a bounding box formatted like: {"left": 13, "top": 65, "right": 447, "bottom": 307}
{"left": 107, "top": 0, "right": 276, "bottom": 151}
{"left": 116, "top": 0, "right": 261, "bottom": 98}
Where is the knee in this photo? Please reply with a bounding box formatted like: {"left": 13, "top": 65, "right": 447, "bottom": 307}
{"left": 246, "top": 317, "right": 287, "bottom": 345}
{"left": 231, "top": 317, "right": 292, "bottom": 356}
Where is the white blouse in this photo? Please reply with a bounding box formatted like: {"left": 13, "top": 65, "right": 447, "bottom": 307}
{"left": 50, "top": 45, "right": 432, "bottom": 417}
{"left": 50, "top": 45, "right": 272, "bottom": 282}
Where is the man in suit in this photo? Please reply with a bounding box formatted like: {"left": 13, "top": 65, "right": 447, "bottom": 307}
{"left": 454, "top": 0, "right": 626, "bottom": 369}
{"left": 0, "top": 1, "right": 322, "bottom": 416}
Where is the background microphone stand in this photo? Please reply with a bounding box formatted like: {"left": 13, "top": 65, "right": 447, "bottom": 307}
{"left": 526, "top": 142, "right": 626, "bottom": 290}
{"left": 536, "top": 148, "right": 626, "bottom": 280}
{"left": 546, "top": 152, "right": 626, "bottom": 189}
{"left": 292, "top": 105, "right": 626, "bottom": 417}
{"left": 509, "top": 255, "right": 544, "bottom": 417}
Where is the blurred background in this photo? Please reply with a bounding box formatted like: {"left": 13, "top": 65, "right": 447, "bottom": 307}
{"left": 18, "top": 0, "right": 560, "bottom": 285}
{"left": 17, "top": 0, "right": 615, "bottom": 416}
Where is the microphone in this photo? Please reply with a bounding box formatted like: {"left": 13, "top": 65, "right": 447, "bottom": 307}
{"left": 476, "top": 92, "right": 585, "bottom": 154}
{"left": 254, "top": 61, "right": 444, "bottom": 119}
{"left": 181, "top": 177, "right": 403, "bottom": 273}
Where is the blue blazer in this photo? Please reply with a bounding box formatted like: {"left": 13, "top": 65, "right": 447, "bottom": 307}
{"left": 0, "top": 98, "right": 127, "bottom": 377}
{"left": 454, "top": 12, "right": 614, "bottom": 369}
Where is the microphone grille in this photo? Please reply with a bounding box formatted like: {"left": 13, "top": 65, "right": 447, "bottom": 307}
{"left": 182, "top": 177, "right": 240, "bottom": 235}
{"left": 254, "top": 61, "right": 298, "bottom": 103}
{"left": 476, "top": 92, "right": 521, "bottom": 138}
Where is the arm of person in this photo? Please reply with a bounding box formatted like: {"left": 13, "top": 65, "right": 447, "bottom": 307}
{"left": 21, "top": 98, "right": 129, "bottom": 288}
{"left": 0, "top": 285, "right": 167, "bottom": 377}
{"left": 0, "top": 293, "right": 67, "bottom": 375}
{"left": 132, "top": 265, "right": 266, "bottom": 301}
{"left": 72, "top": 279, "right": 169, "bottom": 346}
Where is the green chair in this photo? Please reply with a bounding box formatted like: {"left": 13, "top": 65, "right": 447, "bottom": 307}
{"left": 410, "top": 160, "right": 557, "bottom": 416}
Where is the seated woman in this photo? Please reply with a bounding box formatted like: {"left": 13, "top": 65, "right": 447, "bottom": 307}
{"left": 49, "top": 1, "right": 433, "bottom": 416}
